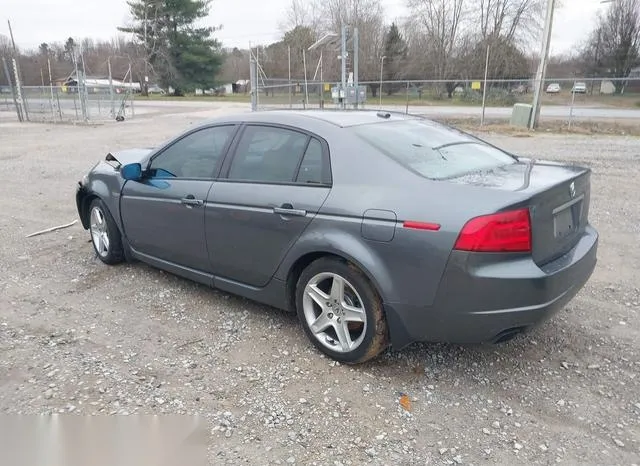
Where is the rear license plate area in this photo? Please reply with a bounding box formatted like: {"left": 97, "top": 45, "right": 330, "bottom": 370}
{"left": 553, "top": 200, "right": 582, "bottom": 239}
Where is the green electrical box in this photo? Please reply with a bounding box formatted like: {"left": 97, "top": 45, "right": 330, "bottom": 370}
{"left": 510, "top": 103, "right": 533, "bottom": 128}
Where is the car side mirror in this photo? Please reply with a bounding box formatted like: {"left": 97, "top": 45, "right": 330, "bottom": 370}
{"left": 121, "top": 163, "right": 142, "bottom": 181}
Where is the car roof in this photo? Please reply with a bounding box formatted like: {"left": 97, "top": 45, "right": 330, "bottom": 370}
{"left": 202, "top": 109, "right": 423, "bottom": 129}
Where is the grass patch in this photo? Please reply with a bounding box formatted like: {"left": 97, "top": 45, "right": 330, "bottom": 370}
{"left": 437, "top": 117, "right": 640, "bottom": 137}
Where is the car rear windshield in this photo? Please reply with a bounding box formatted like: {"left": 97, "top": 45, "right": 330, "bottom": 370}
{"left": 350, "top": 119, "right": 517, "bottom": 180}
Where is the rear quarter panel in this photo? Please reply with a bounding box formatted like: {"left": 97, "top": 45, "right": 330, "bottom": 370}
{"left": 277, "top": 124, "right": 535, "bottom": 307}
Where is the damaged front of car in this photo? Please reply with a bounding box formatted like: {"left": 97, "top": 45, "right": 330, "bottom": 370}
{"left": 75, "top": 148, "right": 155, "bottom": 232}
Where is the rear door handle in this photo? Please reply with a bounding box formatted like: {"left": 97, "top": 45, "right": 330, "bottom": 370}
{"left": 273, "top": 203, "right": 307, "bottom": 217}
{"left": 181, "top": 195, "right": 204, "bottom": 207}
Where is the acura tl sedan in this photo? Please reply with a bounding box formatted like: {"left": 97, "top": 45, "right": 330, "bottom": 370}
{"left": 76, "top": 110, "right": 598, "bottom": 363}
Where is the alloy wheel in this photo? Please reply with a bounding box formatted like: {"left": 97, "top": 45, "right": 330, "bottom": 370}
{"left": 302, "top": 272, "right": 367, "bottom": 353}
{"left": 89, "top": 206, "right": 110, "bottom": 258}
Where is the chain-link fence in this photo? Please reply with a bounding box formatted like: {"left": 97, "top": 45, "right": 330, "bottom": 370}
{"left": 2, "top": 51, "right": 138, "bottom": 124}
{"left": 253, "top": 77, "right": 640, "bottom": 126}
{"left": 16, "top": 86, "right": 136, "bottom": 123}
{"left": 254, "top": 80, "right": 325, "bottom": 109}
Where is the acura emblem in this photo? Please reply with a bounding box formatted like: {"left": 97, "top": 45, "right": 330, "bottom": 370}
{"left": 569, "top": 181, "right": 576, "bottom": 198}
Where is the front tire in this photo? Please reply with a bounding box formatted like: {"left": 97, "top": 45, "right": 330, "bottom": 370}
{"left": 88, "top": 198, "right": 124, "bottom": 265}
{"left": 295, "top": 257, "right": 389, "bottom": 364}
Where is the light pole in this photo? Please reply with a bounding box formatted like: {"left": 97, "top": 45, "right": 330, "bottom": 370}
{"left": 529, "top": 0, "right": 556, "bottom": 130}
{"left": 379, "top": 55, "right": 386, "bottom": 108}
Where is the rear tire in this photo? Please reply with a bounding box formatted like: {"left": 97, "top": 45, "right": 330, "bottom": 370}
{"left": 88, "top": 198, "right": 124, "bottom": 265}
{"left": 295, "top": 257, "right": 389, "bottom": 364}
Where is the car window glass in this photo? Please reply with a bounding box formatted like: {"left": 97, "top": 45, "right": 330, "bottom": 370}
{"left": 228, "top": 126, "right": 309, "bottom": 183}
{"left": 149, "top": 126, "right": 234, "bottom": 178}
{"left": 296, "top": 138, "right": 325, "bottom": 184}
{"left": 351, "top": 120, "right": 515, "bottom": 180}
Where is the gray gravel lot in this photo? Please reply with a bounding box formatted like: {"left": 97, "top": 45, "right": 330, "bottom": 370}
{"left": 0, "top": 106, "right": 639, "bottom": 465}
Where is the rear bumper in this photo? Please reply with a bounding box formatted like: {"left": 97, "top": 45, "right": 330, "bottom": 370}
{"left": 384, "top": 225, "right": 598, "bottom": 349}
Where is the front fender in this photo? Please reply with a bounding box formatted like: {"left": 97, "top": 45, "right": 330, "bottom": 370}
{"left": 76, "top": 183, "right": 90, "bottom": 229}
{"left": 77, "top": 163, "right": 125, "bottom": 232}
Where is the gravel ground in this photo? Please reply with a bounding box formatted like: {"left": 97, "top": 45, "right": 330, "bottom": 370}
{"left": 1, "top": 107, "right": 639, "bottom": 465}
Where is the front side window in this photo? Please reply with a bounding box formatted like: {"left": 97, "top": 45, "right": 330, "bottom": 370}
{"left": 227, "top": 125, "right": 311, "bottom": 183}
{"left": 350, "top": 120, "right": 516, "bottom": 180}
{"left": 149, "top": 125, "right": 235, "bottom": 179}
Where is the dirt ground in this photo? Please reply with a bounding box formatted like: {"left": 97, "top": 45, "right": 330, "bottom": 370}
{"left": 0, "top": 105, "right": 639, "bottom": 465}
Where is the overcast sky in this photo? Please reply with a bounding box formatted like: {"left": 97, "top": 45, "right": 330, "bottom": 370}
{"left": 3, "top": 0, "right": 605, "bottom": 55}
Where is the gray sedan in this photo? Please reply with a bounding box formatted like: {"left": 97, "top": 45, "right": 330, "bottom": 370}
{"left": 75, "top": 110, "right": 598, "bottom": 363}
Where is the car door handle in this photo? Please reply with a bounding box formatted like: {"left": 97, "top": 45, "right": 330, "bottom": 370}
{"left": 273, "top": 204, "right": 307, "bottom": 217}
{"left": 181, "top": 195, "right": 203, "bottom": 207}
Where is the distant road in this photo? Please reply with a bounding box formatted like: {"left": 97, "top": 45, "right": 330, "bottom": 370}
{"left": 136, "top": 100, "right": 640, "bottom": 120}
{"left": 388, "top": 104, "right": 640, "bottom": 120}
{"left": 12, "top": 97, "right": 640, "bottom": 121}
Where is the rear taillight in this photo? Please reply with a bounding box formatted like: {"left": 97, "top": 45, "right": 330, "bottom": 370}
{"left": 453, "top": 208, "right": 531, "bottom": 253}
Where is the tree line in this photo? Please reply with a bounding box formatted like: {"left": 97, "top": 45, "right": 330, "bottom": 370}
{"left": 0, "top": 0, "right": 225, "bottom": 95}
{"left": 241, "top": 0, "right": 640, "bottom": 96}
{"left": 1, "top": 0, "right": 638, "bottom": 95}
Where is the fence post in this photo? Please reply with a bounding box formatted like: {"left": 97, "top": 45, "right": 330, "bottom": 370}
{"left": 249, "top": 56, "right": 258, "bottom": 111}
{"left": 55, "top": 88, "right": 62, "bottom": 120}
{"left": 481, "top": 45, "right": 490, "bottom": 127}
{"left": 108, "top": 57, "right": 115, "bottom": 119}
{"left": 129, "top": 64, "right": 135, "bottom": 118}
{"left": 302, "top": 49, "right": 308, "bottom": 109}
{"left": 2, "top": 56, "right": 23, "bottom": 122}
{"left": 73, "top": 50, "right": 88, "bottom": 121}
{"left": 11, "top": 58, "right": 28, "bottom": 121}
{"left": 288, "top": 46, "right": 292, "bottom": 109}
{"left": 568, "top": 79, "right": 576, "bottom": 130}
{"left": 405, "top": 81, "right": 409, "bottom": 114}
{"left": 78, "top": 48, "right": 90, "bottom": 121}
{"left": 72, "top": 90, "right": 79, "bottom": 120}
{"left": 47, "top": 57, "right": 56, "bottom": 122}
{"left": 353, "top": 27, "right": 359, "bottom": 109}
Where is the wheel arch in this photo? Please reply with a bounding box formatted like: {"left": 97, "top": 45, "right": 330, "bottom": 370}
{"left": 79, "top": 192, "right": 100, "bottom": 229}
{"left": 279, "top": 230, "right": 409, "bottom": 349}
{"left": 283, "top": 247, "right": 393, "bottom": 315}
{"left": 78, "top": 177, "right": 121, "bottom": 230}
{"left": 78, "top": 181, "right": 133, "bottom": 262}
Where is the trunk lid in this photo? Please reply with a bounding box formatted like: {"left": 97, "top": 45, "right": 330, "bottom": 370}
{"left": 449, "top": 159, "right": 591, "bottom": 266}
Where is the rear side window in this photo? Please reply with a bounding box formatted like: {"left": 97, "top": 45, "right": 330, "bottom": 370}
{"left": 228, "top": 125, "right": 309, "bottom": 183}
{"left": 296, "top": 138, "right": 324, "bottom": 184}
{"left": 350, "top": 120, "right": 516, "bottom": 180}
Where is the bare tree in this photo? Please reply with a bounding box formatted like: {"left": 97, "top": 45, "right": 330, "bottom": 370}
{"left": 0, "top": 34, "right": 12, "bottom": 57}
{"left": 406, "top": 0, "right": 466, "bottom": 96}
{"left": 279, "top": 0, "right": 324, "bottom": 34}
{"left": 323, "top": 0, "right": 386, "bottom": 83}
{"left": 218, "top": 47, "right": 248, "bottom": 84}
{"left": 478, "top": 0, "right": 543, "bottom": 44}
{"left": 0, "top": 35, "right": 13, "bottom": 86}
{"left": 277, "top": 0, "right": 386, "bottom": 89}
{"left": 581, "top": 0, "right": 639, "bottom": 92}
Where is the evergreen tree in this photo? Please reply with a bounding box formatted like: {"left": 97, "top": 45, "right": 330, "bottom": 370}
{"left": 382, "top": 23, "right": 407, "bottom": 95}
{"left": 119, "top": 0, "right": 223, "bottom": 94}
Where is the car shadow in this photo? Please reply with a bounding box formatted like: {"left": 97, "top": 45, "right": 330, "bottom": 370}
{"left": 121, "top": 259, "right": 575, "bottom": 380}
